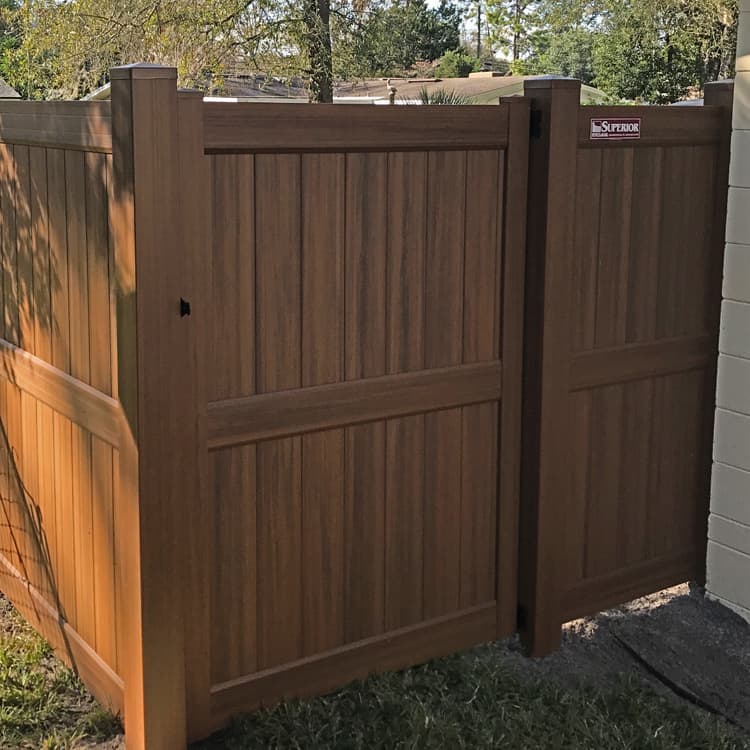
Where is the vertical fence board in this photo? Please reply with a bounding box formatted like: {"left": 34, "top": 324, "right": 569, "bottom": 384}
{"left": 86, "top": 152, "right": 112, "bottom": 395}
{"left": 463, "top": 150, "right": 501, "bottom": 363}
{"left": 16, "top": 146, "right": 34, "bottom": 354}
{"left": 210, "top": 154, "right": 255, "bottom": 401}
{"left": 385, "top": 415, "right": 424, "bottom": 630}
{"left": 343, "top": 152, "right": 387, "bottom": 642}
{"left": 300, "top": 153, "right": 345, "bottom": 655}
{"left": 626, "top": 148, "right": 663, "bottom": 344}
{"left": 460, "top": 402, "right": 497, "bottom": 608}
{"left": 1, "top": 145, "right": 18, "bottom": 344}
{"left": 210, "top": 446, "right": 257, "bottom": 682}
{"left": 92, "top": 437, "right": 116, "bottom": 670}
{"left": 255, "top": 153, "right": 303, "bottom": 670}
{"left": 30, "top": 148, "right": 51, "bottom": 365}
{"left": 72, "top": 424, "right": 95, "bottom": 646}
{"left": 65, "top": 150, "right": 89, "bottom": 384}
{"left": 47, "top": 149, "right": 70, "bottom": 375}
{"left": 384, "top": 151, "right": 427, "bottom": 631}
{"left": 35, "top": 401, "right": 55, "bottom": 604}
{"left": 594, "top": 148, "right": 633, "bottom": 348}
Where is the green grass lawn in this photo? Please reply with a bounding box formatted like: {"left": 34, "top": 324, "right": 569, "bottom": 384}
{"left": 0, "top": 598, "right": 121, "bottom": 749}
{"left": 195, "top": 643, "right": 750, "bottom": 750}
{"left": 1, "top": 594, "right": 748, "bottom": 749}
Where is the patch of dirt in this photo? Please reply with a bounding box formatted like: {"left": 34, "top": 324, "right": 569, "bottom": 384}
{"left": 499, "top": 584, "right": 750, "bottom": 732}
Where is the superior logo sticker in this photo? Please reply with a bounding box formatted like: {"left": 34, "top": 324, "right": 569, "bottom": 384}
{"left": 590, "top": 118, "right": 641, "bottom": 140}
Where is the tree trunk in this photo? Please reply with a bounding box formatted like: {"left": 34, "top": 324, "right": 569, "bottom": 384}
{"left": 303, "top": 0, "right": 334, "bottom": 103}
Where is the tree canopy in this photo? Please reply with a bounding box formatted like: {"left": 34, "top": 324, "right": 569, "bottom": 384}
{"left": 0, "top": 0, "right": 739, "bottom": 103}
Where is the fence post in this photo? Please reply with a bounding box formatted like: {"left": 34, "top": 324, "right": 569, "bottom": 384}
{"left": 518, "top": 78, "right": 581, "bottom": 656}
{"left": 110, "top": 63, "right": 204, "bottom": 749}
{"left": 497, "top": 96, "right": 530, "bottom": 638}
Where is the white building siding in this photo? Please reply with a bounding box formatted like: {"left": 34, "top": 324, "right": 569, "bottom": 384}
{"left": 708, "top": 11, "right": 750, "bottom": 621}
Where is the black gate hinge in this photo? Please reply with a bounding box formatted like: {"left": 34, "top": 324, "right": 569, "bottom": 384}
{"left": 529, "top": 110, "right": 542, "bottom": 139}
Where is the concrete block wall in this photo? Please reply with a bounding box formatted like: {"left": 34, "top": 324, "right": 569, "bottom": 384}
{"left": 708, "top": 0, "right": 750, "bottom": 621}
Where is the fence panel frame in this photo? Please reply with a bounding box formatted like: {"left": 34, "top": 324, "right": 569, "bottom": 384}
{"left": 519, "top": 77, "right": 734, "bottom": 656}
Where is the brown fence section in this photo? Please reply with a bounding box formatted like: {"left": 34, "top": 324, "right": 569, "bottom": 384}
{"left": 0, "top": 101, "right": 124, "bottom": 711}
{"left": 197, "top": 96, "right": 530, "bottom": 735}
{"left": 0, "top": 65, "right": 735, "bottom": 750}
{"left": 519, "top": 78, "right": 733, "bottom": 654}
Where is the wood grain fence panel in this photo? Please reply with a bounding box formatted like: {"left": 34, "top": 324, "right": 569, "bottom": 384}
{"left": 423, "top": 408, "right": 462, "bottom": 619}
{"left": 85, "top": 152, "right": 111, "bottom": 396}
{"left": 422, "top": 151, "right": 467, "bottom": 620}
{"left": 65, "top": 150, "right": 89, "bottom": 385}
{"left": 30, "top": 147, "right": 51, "bottom": 365}
{"left": 301, "top": 153, "right": 344, "bottom": 387}
{"left": 72, "top": 424, "right": 95, "bottom": 647}
{"left": 257, "top": 436, "right": 302, "bottom": 669}
{"left": 35, "top": 401, "right": 56, "bottom": 605}
{"left": 459, "top": 402, "right": 498, "bottom": 608}
{"left": 209, "top": 154, "right": 255, "bottom": 401}
{"left": 344, "top": 421, "right": 386, "bottom": 641}
{"left": 583, "top": 385, "right": 625, "bottom": 579}
{"left": 4, "top": 382, "right": 22, "bottom": 572}
{"left": 571, "top": 150, "right": 601, "bottom": 352}
{"left": 210, "top": 445, "right": 257, "bottom": 683}
{"left": 91, "top": 436, "right": 116, "bottom": 671}
{"left": 386, "top": 152, "right": 426, "bottom": 375}
{"left": 345, "top": 153, "right": 387, "bottom": 380}
{"left": 302, "top": 429, "right": 345, "bottom": 654}
{"left": 16, "top": 146, "right": 34, "bottom": 355}
{"left": 19, "top": 391, "right": 44, "bottom": 595}
{"left": 384, "top": 151, "right": 427, "bottom": 632}
{"left": 625, "top": 148, "right": 663, "bottom": 345}
{"left": 1, "top": 145, "right": 18, "bottom": 345}
{"left": 343, "top": 152, "right": 387, "bottom": 643}
{"left": 463, "top": 150, "right": 502, "bottom": 363}
{"left": 47, "top": 148, "right": 70, "bottom": 375}
{"left": 385, "top": 414, "right": 425, "bottom": 631}
{"left": 425, "top": 151, "right": 465, "bottom": 369}
{"left": 594, "top": 148, "right": 633, "bottom": 349}
{"left": 198, "top": 97, "right": 523, "bottom": 733}
{"left": 254, "top": 153, "right": 303, "bottom": 671}
{"left": 616, "top": 380, "right": 654, "bottom": 567}
{"left": 524, "top": 79, "right": 732, "bottom": 649}
{"left": 300, "top": 153, "right": 345, "bottom": 656}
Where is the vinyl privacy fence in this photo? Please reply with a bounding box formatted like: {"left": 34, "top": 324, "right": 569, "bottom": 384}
{"left": 0, "top": 66, "right": 732, "bottom": 749}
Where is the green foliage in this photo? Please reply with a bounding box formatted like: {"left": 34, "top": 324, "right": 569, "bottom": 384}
{"left": 484, "top": 0, "right": 737, "bottom": 102}
{"left": 485, "top": 0, "right": 542, "bottom": 62}
{"left": 0, "top": 597, "right": 122, "bottom": 748}
{"left": 0, "top": 0, "right": 739, "bottom": 103}
{"left": 334, "top": 0, "right": 463, "bottom": 79}
{"left": 435, "top": 49, "right": 481, "bottom": 77}
{"left": 415, "top": 86, "right": 472, "bottom": 103}
{"left": 591, "top": 0, "right": 737, "bottom": 103}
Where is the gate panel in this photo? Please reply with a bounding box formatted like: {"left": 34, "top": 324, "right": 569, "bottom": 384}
{"left": 198, "top": 100, "right": 530, "bottom": 733}
{"left": 521, "top": 78, "right": 733, "bottom": 654}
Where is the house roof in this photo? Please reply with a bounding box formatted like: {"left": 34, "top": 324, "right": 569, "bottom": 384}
{"left": 336, "top": 74, "right": 608, "bottom": 105}
{"left": 0, "top": 77, "right": 20, "bottom": 99}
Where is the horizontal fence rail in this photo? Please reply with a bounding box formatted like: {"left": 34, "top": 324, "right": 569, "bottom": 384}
{"left": 203, "top": 102, "right": 510, "bottom": 152}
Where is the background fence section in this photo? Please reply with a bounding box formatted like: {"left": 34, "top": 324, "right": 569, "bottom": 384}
{"left": 520, "top": 78, "right": 734, "bottom": 655}
{"left": 0, "top": 101, "right": 124, "bottom": 711}
{"left": 197, "top": 97, "right": 530, "bottom": 736}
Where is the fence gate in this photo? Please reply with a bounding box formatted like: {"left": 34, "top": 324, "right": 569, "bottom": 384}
{"left": 182, "top": 97, "right": 531, "bottom": 737}
{"left": 520, "top": 78, "right": 733, "bottom": 654}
